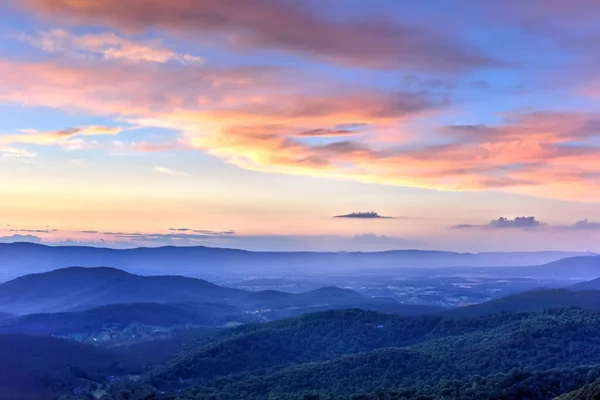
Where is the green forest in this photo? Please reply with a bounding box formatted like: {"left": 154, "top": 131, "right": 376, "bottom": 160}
{"left": 5, "top": 266, "right": 600, "bottom": 400}
{"left": 23, "top": 307, "right": 600, "bottom": 400}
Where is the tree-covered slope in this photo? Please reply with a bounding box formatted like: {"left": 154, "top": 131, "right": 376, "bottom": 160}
{"left": 444, "top": 289, "right": 600, "bottom": 318}
{"left": 0, "top": 334, "right": 138, "bottom": 400}
{"left": 557, "top": 375, "right": 600, "bottom": 399}
{"left": 0, "top": 267, "right": 241, "bottom": 314}
{"left": 145, "top": 308, "right": 600, "bottom": 399}
{"left": 150, "top": 309, "right": 443, "bottom": 383}
{"left": 0, "top": 302, "right": 247, "bottom": 340}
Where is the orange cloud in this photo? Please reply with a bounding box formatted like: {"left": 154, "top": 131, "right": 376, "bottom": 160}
{"left": 0, "top": 146, "right": 37, "bottom": 158}
{"left": 0, "top": 59, "right": 283, "bottom": 115}
{"left": 295, "top": 128, "right": 359, "bottom": 138}
{"left": 445, "top": 112, "right": 600, "bottom": 144}
{"left": 0, "top": 58, "right": 599, "bottom": 201}
{"left": 0, "top": 125, "right": 123, "bottom": 147}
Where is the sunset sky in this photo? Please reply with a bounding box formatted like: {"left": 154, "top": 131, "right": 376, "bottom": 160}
{"left": 1, "top": 0, "right": 600, "bottom": 251}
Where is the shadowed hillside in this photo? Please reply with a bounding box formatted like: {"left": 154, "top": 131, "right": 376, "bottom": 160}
{"left": 444, "top": 289, "right": 600, "bottom": 318}
{"left": 571, "top": 274, "right": 600, "bottom": 291}
{"left": 0, "top": 302, "right": 248, "bottom": 340}
{"left": 139, "top": 308, "right": 600, "bottom": 400}
{"left": 0, "top": 267, "right": 442, "bottom": 317}
{"left": 557, "top": 375, "right": 600, "bottom": 399}
{"left": 0, "top": 334, "right": 139, "bottom": 400}
{"left": 0, "top": 267, "right": 241, "bottom": 314}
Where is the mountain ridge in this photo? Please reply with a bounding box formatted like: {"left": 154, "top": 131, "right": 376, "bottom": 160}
{"left": 0, "top": 243, "right": 595, "bottom": 281}
{"left": 444, "top": 288, "right": 600, "bottom": 318}
{"left": 0, "top": 266, "right": 442, "bottom": 316}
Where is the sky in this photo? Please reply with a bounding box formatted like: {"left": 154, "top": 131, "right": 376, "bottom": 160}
{"left": 0, "top": 0, "right": 599, "bottom": 252}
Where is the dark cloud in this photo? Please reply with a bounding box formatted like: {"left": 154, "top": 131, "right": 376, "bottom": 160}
{"left": 565, "top": 219, "right": 600, "bottom": 230}
{"left": 296, "top": 128, "right": 357, "bottom": 138}
{"left": 168, "top": 228, "right": 235, "bottom": 234}
{"left": 443, "top": 124, "right": 504, "bottom": 142}
{"left": 107, "top": 230, "right": 237, "bottom": 246}
{"left": 53, "top": 239, "right": 108, "bottom": 247}
{"left": 9, "top": 228, "right": 58, "bottom": 233}
{"left": 296, "top": 123, "right": 370, "bottom": 138}
{"left": 334, "top": 211, "right": 392, "bottom": 219}
{"left": 19, "top": 0, "right": 498, "bottom": 72}
{"left": 453, "top": 216, "right": 546, "bottom": 229}
{"left": 0, "top": 234, "right": 42, "bottom": 243}
{"left": 114, "top": 233, "right": 213, "bottom": 241}
{"left": 452, "top": 224, "right": 476, "bottom": 229}
{"left": 52, "top": 127, "right": 81, "bottom": 138}
{"left": 335, "top": 123, "right": 369, "bottom": 131}
{"left": 490, "top": 217, "right": 545, "bottom": 228}
{"left": 237, "top": 90, "right": 441, "bottom": 120}
{"left": 193, "top": 229, "right": 236, "bottom": 235}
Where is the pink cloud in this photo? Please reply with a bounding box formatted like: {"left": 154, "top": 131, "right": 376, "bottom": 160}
{"left": 19, "top": 29, "right": 203, "bottom": 64}
{"left": 0, "top": 58, "right": 599, "bottom": 201}
{"left": 17, "top": 0, "right": 496, "bottom": 71}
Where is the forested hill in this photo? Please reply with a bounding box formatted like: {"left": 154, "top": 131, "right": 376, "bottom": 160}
{"left": 145, "top": 309, "right": 600, "bottom": 396}
{"left": 444, "top": 288, "right": 600, "bottom": 318}
{"left": 7, "top": 308, "right": 600, "bottom": 399}
{"left": 0, "top": 334, "right": 139, "bottom": 400}
{"left": 557, "top": 375, "right": 600, "bottom": 399}
{"left": 71, "top": 307, "right": 600, "bottom": 400}
{"left": 571, "top": 275, "right": 600, "bottom": 291}
{"left": 0, "top": 266, "right": 241, "bottom": 314}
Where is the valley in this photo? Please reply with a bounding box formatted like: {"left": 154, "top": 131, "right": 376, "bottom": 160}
{"left": 0, "top": 248, "right": 598, "bottom": 399}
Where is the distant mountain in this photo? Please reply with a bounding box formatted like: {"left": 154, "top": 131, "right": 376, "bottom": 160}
{"left": 451, "top": 255, "right": 600, "bottom": 280}
{"left": 525, "top": 255, "right": 600, "bottom": 280}
{"left": 0, "top": 334, "right": 138, "bottom": 400}
{"left": 445, "top": 289, "right": 600, "bottom": 318}
{"left": 0, "top": 243, "right": 593, "bottom": 280}
{"left": 0, "top": 267, "right": 440, "bottom": 317}
{"left": 570, "top": 275, "right": 600, "bottom": 291}
{"left": 0, "top": 266, "right": 241, "bottom": 314}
